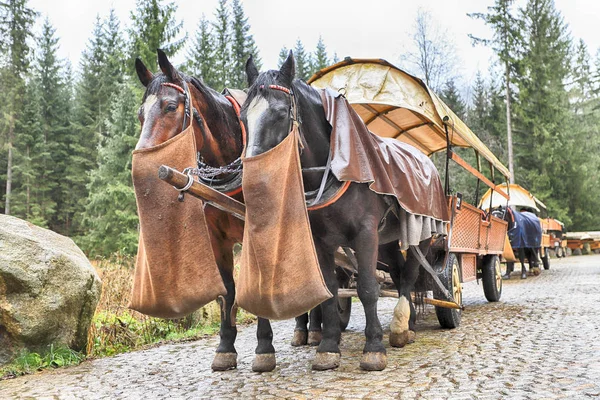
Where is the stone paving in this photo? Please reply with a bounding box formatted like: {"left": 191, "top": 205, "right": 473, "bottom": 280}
{"left": 2, "top": 255, "right": 600, "bottom": 399}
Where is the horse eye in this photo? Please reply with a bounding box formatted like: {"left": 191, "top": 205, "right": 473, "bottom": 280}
{"left": 164, "top": 103, "right": 177, "bottom": 113}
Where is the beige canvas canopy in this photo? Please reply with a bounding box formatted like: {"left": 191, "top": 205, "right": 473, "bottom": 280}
{"left": 308, "top": 58, "right": 511, "bottom": 180}
{"left": 478, "top": 183, "right": 538, "bottom": 212}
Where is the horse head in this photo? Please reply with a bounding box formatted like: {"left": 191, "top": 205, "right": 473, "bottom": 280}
{"left": 135, "top": 50, "right": 243, "bottom": 166}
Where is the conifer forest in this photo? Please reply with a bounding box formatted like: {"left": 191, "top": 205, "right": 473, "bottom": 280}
{"left": 1, "top": 0, "right": 600, "bottom": 257}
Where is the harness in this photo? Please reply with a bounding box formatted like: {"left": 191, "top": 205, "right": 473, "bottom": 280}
{"left": 259, "top": 84, "right": 350, "bottom": 210}
{"left": 161, "top": 81, "right": 245, "bottom": 196}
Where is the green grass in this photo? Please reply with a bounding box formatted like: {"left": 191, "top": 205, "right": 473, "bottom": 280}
{"left": 1, "top": 345, "right": 85, "bottom": 379}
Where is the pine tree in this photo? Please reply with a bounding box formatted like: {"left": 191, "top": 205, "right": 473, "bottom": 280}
{"left": 294, "top": 39, "right": 311, "bottom": 81}
{"left": 311, "top": 36, "right": 329, "bottom": 76}
{"left": 128, "top": 0, "right": 186, "bottom": 73}
{"left": 469, "top": 0, "right": 523, "bottom": 183}
{"left": 0, "top": 0, "right": 36, "bottom": 215}
{"left": 186, "top": 15, "right": 217, "bottom": 87}
{"left": 79, "top": 80, "right": 140, "bottom": 256}
{"left": 212, "top": 0, "right": 231, "bottom": 90}
{"left": 230, "top": 0, "right": 261, "bottom": 88}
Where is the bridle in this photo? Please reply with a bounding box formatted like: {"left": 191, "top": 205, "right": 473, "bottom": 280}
{"left": 161, "top": 80, "right": 246, "bottom": 196}
{"left": 258, "top": 83, "right": 337, "bottom": 208}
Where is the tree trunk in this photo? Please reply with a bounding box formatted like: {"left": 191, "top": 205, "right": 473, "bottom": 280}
{"left": 505, "top": 60, "right": 514, "bottom": 184}
{"left": 5, "top": 116, "right": 14, "bottom": 215}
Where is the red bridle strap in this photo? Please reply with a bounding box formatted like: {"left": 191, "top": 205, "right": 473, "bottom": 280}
{"left": 161, "top": 82, "right": 185, "bottom": 94}
{"left": 225, "top": 95, "right": 247, "bottom": 148}
{"left": 260, "top": 84, "right": 291, "bottom": 95}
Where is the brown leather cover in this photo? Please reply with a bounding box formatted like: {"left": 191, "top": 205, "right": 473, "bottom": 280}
{"left": 237, "top": 127, "right": 332, "bottom": 320}
{"left": 130, "top": 126, "right": 226, "bottom": 319}
{"left": 320, "top": 88, "right": 449, "bottom": 223}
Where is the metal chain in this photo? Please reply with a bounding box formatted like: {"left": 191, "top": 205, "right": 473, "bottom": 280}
{"left": 184, "top": 153, "right": 242, "bottom": 180}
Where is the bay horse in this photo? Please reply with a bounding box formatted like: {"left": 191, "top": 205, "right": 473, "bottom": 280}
{"left": 134, "top": 49, "right": 276, "bottom": 372}
{"left": 241, "top": 52, "right": 441, "bottom": 371}
{"left": 492, "top": 206, "right": 542, "bottom": 279}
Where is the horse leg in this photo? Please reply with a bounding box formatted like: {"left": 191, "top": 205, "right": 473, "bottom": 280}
{"left": 308, "top": 306, "right": 323, "bottom": 345}
{"left": 503, "top": 261, "right": 514, "bottom": 279}
{"left": 519, "top": 248, "right": 527, "bottom": 279}
{"left": 291, "top": 313, "right": 309, "bottom": 346}
{"left": 355, "top": 231, "right": 387, "bottom": 371}
{"left": 389, "top": 241, "right": 428, "bottom": 348}
{"left": 211, "top": 243, "right": 238, "bottom": 371}
{"left": 252, "top": 317, "right": 276, "bottom": 372}
{"left": 530, "top": 248, "right": 541, "bottom": 276}
{"left": 311, "top": 247, "right": 342, "bottom": 371}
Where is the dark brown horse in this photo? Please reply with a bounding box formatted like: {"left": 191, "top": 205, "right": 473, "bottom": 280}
{"left": 134, "top": 50, "right": 275, "bottom": 372}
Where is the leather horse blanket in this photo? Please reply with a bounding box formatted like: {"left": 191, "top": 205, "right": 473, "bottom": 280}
{"left": 320, "top": 88, "right": 449, "bottom": 247}
{"left": 508, "top": 210, "right": 542, "bottom": 248}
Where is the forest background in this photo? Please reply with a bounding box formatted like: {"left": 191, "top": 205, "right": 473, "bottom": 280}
{"left": 1, "top": 0, "right": 600, "bottom": 258}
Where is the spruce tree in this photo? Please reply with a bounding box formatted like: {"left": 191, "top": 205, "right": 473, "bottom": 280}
{"left": 294, "top": 39, "right": 311, "bottom": 81}
{"left": 278, "top": 46, "right": 289, "bottom": 68}
{"left": 230, "top": 0, "right": 261, "bottom": 88}
{"left": 311, "top": 36, "right": 329, "bottom": 76}
{"left": 515, "top": 0, "right": 572, "bottom": 222}
{"left": 128, "top": 0, "right": 186, "bottom": 73}
{"left": 186, "top": 15, "right": 217, "bottom": 87}
{"left": 0, "top": 0, "right": 36, "bottom": 215}
{"left": 79, "top": 80, "right": 140, "bottom": 256}
{"left": 440, "top": 79, "right": 466, "bottom": 119}
{"left": 212, "top": 0, "right": 231, "bottom": 90}
{"left": 469, "top": 0, "right": 523, "bottom": 182}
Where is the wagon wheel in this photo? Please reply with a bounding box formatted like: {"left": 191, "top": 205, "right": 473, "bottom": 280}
{"left": 482, "top": 255, "right": 502, "bottom": 302}
{"left": 555, "top": 246, "right": 563, "bottom": 258}
{"left": 541, "top": 249, "right": 551, "bottom": 270}
{"left": 336, "top": 267, "right": 352, "bottom": 331}
{"left": 433, "top": 253, "right": 462, "bottom": 329}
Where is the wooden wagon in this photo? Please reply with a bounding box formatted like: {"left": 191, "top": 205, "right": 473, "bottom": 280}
{"left": 159, "top": 58, "right": 512, "bottom": 330}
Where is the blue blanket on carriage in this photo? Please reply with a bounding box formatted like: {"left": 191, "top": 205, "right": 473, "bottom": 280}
{"left": 508, "top": 210, "right": 542, "bottom": 248}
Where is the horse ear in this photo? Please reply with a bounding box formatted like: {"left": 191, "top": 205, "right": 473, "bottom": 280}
{"left": 135, "top": 58, "right": 153, "bottom": 87}
{"left": 245, "top": 55, "right": 259, "bottom": 87}
{"left": 279, "top": 50, "right": 295, "bottom": 86}
{"left": 157, "top": 48, "right": 180, "bottom": 81}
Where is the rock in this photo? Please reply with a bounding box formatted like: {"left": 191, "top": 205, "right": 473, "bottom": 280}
{"left": 0, "top": 214, "right": 102, "bottom": 365}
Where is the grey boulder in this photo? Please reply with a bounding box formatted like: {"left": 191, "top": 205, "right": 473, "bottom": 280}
{"left": 0, "top": 214, "right": 102, "bottom": 365}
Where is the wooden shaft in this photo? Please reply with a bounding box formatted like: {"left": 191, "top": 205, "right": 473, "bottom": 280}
{"left": 158, "top": 165, "right": 246, "bottom": 221}
{"left": 337, "top": 289, "right": 463, "bottom": 309}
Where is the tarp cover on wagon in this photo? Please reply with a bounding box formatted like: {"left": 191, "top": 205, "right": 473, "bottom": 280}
{"left": 479, "top": 183, "right": 538, "bottom": 212}
{"left": 308, "top": 58, "right": 511, "bottom": 180}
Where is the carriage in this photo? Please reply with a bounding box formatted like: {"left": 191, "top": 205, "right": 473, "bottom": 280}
{"left": 479, "top": 183, "right": 552, "bottom": 270}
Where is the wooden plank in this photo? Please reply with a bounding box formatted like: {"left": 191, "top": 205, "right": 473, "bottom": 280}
{"left": 158, "top": 165, "right": 246, "bottom": 221}
{"left": 450, "top": 151, "right": 509, "bottom": 200}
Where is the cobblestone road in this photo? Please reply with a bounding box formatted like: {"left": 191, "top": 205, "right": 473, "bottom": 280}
{"left": 2, "top": 255, "right": 600, "bottom": 399}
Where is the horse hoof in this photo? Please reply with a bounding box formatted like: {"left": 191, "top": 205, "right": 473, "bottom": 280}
{"left": 252, "top": 353, "right": 276, "bottom": 373}
{"left": 532, "top": 267, "right": 541, "bottom": 276}
{"left": 308, "top": 330, "right": 322, "bottom": 346}
{"left": 389, "top": 330, "right": 415, "bottom": 348}
{"left": 502, "top": 274, "right": 511, "bottom": 280}
{"left": 360, "top": 352, "right": 387, "bottom": 371}
{"left": 211, "top": 352, "right": 237, "bottom": 371}
{"left": 311, "top": 352, "right": 340, "bottom": 371}
{"left": 521, "top": 273, "right": 527, "bottom": 280}
{"left": 291, "top": 330, "right": 308, "bottom": 347}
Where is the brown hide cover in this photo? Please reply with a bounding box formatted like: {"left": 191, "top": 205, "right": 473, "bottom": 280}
{"left": 130, "top": 126, "right": 226, "bottom": 319}
{"left": 320, "top": 88, "right": 449, "bottom": 223}
{"left": 237, "top": 127, "right": 332, "bottom": 320}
